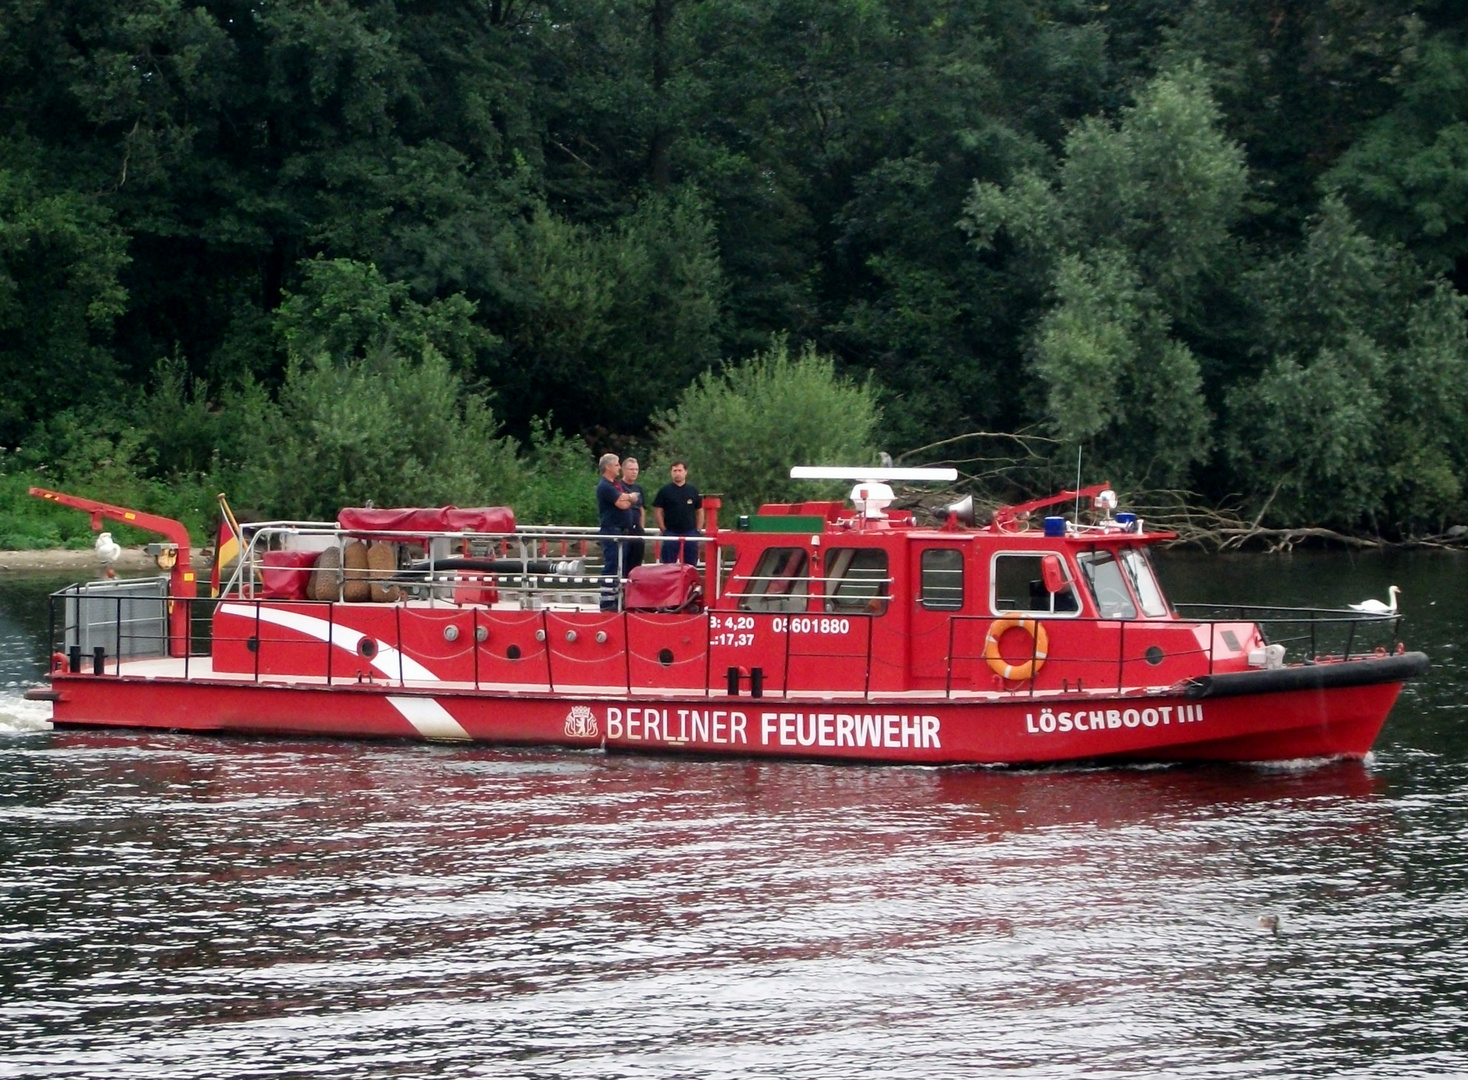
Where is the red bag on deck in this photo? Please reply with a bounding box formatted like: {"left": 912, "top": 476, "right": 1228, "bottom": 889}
{"left": 261, "top": 550, "right": 319, "bottom": 599}
{"left": 336, "top": 506, "right": 517, "bottom": 536}
{"left": 624, "top": 563, "right": 703, "bottom": 612}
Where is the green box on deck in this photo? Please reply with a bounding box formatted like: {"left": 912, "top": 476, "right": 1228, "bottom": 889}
{"left": 744, "top": 514, "right": 827, "bottom": 534}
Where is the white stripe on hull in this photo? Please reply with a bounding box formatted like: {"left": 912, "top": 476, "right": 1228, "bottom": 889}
{"left": 219, "top": 603, "right": 439, "bottom": 682}
{"left": 386, "top": 695, "right": 472, "bottom": 741}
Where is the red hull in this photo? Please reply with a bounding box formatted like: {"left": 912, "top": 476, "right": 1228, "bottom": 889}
{"left": 44, "top": 670, "right": 1404, "bottom": 765}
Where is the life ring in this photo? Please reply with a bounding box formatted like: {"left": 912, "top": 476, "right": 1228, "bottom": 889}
{"left": 983, "top": 613, "right": 1048, "bottom": 681}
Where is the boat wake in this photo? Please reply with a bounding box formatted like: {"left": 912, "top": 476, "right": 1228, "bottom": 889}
{"left": 1247, "top": 751, "right": 1374, "bottom": 772}
{"left": 0, "top": 687, "right": 53, "bottom": 734}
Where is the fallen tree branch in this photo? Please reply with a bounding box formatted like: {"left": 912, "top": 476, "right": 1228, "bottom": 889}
{"left": 1214, "top": 526, "right": 1385, "bottom": 553}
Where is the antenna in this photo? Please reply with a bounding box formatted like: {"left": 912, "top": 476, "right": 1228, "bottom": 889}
{"left": 1073, "top": 447, "right": 1083, "bottom": 521}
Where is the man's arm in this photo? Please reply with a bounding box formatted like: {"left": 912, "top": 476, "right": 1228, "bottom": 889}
{"left": 655, "top": 507, "right": 666, "bottom": 530}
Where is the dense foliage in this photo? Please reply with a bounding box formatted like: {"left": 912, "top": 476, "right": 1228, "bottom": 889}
{"left": 653, "top": 337, "right": 881, "bottom": 515}
{"left": 1, "top": 0, "right": 1466, "bottom": 540}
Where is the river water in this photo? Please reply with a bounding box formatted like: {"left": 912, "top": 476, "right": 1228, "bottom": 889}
{"left": 0, "top": 554, "right": 1465, "bottom": 1078}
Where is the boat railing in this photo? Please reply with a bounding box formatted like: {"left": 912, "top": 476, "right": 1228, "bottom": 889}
{"left": 47, "top": 576, "right": 172, "bottom": 673}
{"left": 939, "top": 605, "right": 1404, "bottom": 696}
{"left": 221, "top": 522, "right": 714, "bottom": 611}
{"left": 1173, "top": 603, "right": 1404, "bottom": 665}
{"left": 42, "top": 590, "right": 1405, "bottom": 700}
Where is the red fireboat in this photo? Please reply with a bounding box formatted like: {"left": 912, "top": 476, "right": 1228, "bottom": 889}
{"left": 25, "top": 469, "right": 1426, "bottom": 765}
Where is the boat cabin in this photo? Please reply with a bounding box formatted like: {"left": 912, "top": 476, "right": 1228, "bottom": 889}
{"left": 712, "top": 481, "right": 1254, "bottom": 697}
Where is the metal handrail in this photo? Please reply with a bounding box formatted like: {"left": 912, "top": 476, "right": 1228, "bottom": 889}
{"left": 45, "top": 589, "right": 1408, "bottom": 702}
{"left": 223, "top": 521, "right": 709, "bottom": 610}
{"left": 1174, "top": 601, "right": 1401, "bottom": 620}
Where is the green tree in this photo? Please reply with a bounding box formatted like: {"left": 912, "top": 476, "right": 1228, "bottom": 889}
{"left": 1168, "top": 0, "right": 1425, "bottom": 242}
{"left": 277, "top": 257, "right": 494, "bottom": 375}
{"left": 0, "top": 163, "right": 130, "bottom": 444}
{"left": 676, "top": 0, "right": 1112, "bottom": 429}
{"left": 235, "top": 259, "right": 519, "bottom": 518}
{"left": 652, "top": 337, "right": 880, "bottom": 514}
{"left": 507, "top": 417, "right": 597, "bottom": 526}
{"left": 1326, "top": 33, "right": 1468, "bottom": 277}
{"left": 1223, "top": 198, "right": 1468, "bottom": 531}
{"left": 238, "top": 345, "right": 520, "bottom": 521}
{"left": 490, "top": 189, "right": 723, "bottom": 438}
{"left": 963, "top": 63, "right": 1245, "bottom": 486}
{"left": 1029, "top": 252, "right": 1210, "bottom": 486}
{"left": 0, "top": 0, "right": 538, "bottom": 394}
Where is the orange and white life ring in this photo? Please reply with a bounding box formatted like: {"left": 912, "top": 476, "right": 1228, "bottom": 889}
{"left": 983, "top": 613, "right": 1049, "bottom": 681}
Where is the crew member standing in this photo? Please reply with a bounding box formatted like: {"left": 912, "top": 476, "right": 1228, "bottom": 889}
{"left": 653, "top": 461, "right": 705, "bottom": 564}
{"left": 596, "top": 453, "right": 634, "bottom": 609}
{"left": 619, "top": 456, "right": 647, "bottom": 571}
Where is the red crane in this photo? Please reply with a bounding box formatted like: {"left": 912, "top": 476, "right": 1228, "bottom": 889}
{"left": 29, "top": 487, "right": 196, "bottom": 657}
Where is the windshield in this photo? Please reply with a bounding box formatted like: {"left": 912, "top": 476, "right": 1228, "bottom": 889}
{"left": 1076, "top": 549, "right": 1137, "bottom": 619}
{"left": 1119, "top": 547, "right": 1169, "bottom": 617}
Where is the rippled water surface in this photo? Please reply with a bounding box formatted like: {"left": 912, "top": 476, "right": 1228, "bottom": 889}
{"left": 1, "top": 555, "right": 1466, "bottom": 1078}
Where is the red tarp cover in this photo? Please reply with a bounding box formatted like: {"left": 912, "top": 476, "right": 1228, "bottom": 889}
{"left": 261, "top": 550, "right": 318, "bottom": 600}
{"left": 336, "top": 506, "right": 516, "bottom": 535}
{"left": 625, "top": 563, "right": 703, "bottom": 611}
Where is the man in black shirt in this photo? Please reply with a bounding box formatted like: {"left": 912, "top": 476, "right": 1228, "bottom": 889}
{"left": 653, "top": 461, "right": 705, "bottom": 564}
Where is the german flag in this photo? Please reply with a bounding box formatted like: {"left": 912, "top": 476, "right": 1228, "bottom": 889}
{"left": 209, "top": 494, "right": 244, "bottom": 597}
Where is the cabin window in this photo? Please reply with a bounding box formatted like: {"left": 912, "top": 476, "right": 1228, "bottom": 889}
{"left": 823, "top": 548, "right": 890, "bottom": 615}
{"left": 1076, "top": 550, "right": 1138, "bottom": 619}
{"left": 920, "top": 549, "right": 965, "bottom": 610}
{"left": 990, "top": 553, "right": 1080, "bottom": 616}
{"left": 1120, "top": 547, "right": 1169, "bottom": 617}
{"left": 738, "top": 547, "right": 810, "bottom": 612}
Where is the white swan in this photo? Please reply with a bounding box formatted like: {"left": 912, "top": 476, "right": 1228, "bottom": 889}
{"left": 94, "top": 531, "right": 122, "bottom": 578}
{"left": 1349, "top": 585, "right": 1400, "bottom": 615}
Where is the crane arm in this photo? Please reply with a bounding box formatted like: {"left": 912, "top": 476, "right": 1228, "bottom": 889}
{"left": 29, "top": 487, "right": 195, "bottom": 597}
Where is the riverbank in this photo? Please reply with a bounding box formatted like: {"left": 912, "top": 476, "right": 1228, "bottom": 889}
{"left": 0, "top": 548, "right": 212, "bottom": 573}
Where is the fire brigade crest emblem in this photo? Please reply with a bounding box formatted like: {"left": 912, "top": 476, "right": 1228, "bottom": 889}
{"left": 564, "top": 705, "right": 598, "bottom": 739}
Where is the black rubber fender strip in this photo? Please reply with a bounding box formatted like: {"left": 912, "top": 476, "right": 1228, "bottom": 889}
{"left": 1181, "top": 651, "right": 1430, "bottom": 700}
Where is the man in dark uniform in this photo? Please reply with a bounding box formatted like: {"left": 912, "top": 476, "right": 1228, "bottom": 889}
{"left": 653, "top": 461, "right": 705, "bottom": 564}
{"left": 618, "top": 456, "right": 647, "bottom": 571}
{"left": 596, "top": 453, "right": 634, "bottom": 609}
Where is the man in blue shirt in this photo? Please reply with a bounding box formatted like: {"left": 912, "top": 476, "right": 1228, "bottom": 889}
{"left": 596, "top": 453, "right": 634, "bottom": 609}
{"left": 619, "top": 456, "right": 647, "bottom": 570}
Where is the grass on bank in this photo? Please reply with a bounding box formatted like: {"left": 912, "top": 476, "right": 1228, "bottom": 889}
{"left": 0, "top": 469, "right": 214, "bottom": 550}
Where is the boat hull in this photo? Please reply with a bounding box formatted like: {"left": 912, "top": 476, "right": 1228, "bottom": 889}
{"left": 38, "top": 654, "right": 1421, "bottom": 765}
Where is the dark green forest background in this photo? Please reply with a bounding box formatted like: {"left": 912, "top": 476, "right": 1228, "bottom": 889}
{"left": 3, "top": 0, "right": 1467, "bottom": 545}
